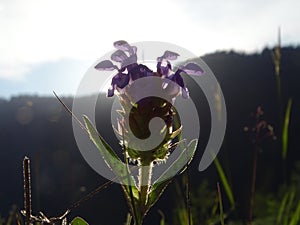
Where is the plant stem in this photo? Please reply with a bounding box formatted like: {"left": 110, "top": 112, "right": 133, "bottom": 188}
{"left": 248, "top": 144, "right": 259, "bottom": 225}
{"left": 138, "top": 157, "right": 153, "bottom": 224}
{"left": 185, "top": 166, "right": 192, "bottom": 225}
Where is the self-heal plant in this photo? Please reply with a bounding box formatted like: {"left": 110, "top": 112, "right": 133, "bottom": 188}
{"left": 83, "top": 40, "right": 203, "bottom": 225}
{"left": 244, "top": 106, "right": 276, "bottom": 225}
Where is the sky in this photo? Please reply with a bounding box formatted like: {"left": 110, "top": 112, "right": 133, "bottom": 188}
{"left": 0, "top": 0, "right": 299, "bottom": 99}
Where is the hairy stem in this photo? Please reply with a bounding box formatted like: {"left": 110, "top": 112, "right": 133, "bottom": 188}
{"left": 138, "top": 157, "right": 153, "bottom": 224}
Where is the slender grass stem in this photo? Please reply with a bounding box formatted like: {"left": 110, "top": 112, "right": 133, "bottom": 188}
{"left": 248, "top": 144, "right": 259, "bottom": 225}
{"left": 217, "top": 182, "right": 225, "bottom": 225}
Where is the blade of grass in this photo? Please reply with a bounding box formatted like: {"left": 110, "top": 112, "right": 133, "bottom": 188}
{"left": 284, "top": 189, "right": 295, "bottom": 225}
{"left": 289, "top": 200, "right": 300, "bottom": 225}
{"left": 217, "top": 182, "right": 225, "bottom": 225}
{"left": 277, "top": 191, "right": 289, "bottom": 225}
{"left": 158, "top": 210, "right": 166, "bottom": 225}
{"left": 282, "top": 98, "right": 292, "bottom": 159}
{"left": 214, "top": 157, "right": 235, "bottom": 208}
{"left": 174, "top": 181, "right": 190, "bottom": 225}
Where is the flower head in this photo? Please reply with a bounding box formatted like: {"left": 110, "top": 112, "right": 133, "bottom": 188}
{"left": 244, "top": 106, "right": 276, "bottom": 144}
{"left": 94, "top": 41, "right": 204, "bottom": 160}
{"left": 95, "top": 41, "right": 204, "bottom": 98}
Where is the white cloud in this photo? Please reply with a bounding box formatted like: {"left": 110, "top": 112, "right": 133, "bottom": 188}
{"left": 0, "top": 0, "right": 195, "bottom": 80}
{"left": 0, "top": 62, "right": 30, "bottom": 81}
{"left": 0, "top": 0, "right": 300, "bottom": 81}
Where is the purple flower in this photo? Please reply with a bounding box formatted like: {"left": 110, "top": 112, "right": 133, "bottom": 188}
{"left": 107, "top": 72, "right": 130, "bottom": 97}
{"left": 166, "top": 70, "right": 189, "bottom": 98}
{"left": 157, "top": 60, "right": 172, "bottom": 76}
{"left": 156, "top": 50, "right": 179, "bottom": 76}
{"left": 95, "top": 41, "right": 204, "bottom": 99}
{"left": 165, "top": 62, "right": 204, "bottom": 99}
{"left": 128, "top": 64, "right": 153, "bottom": 81}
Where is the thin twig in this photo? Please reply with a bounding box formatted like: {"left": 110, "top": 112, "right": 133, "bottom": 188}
{"left": 68, "top": 179, "right": 115, "bottom": 211}
{"left": 23, "top": 156, "right": 32, "bottom": 225}
{"left": 53, "top": 91, "right": 88, "bottom": 134}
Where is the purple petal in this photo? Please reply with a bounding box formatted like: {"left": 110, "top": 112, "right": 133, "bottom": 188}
{"left": 162, "top": 50, "right": 180, "bottom": 60}
{"left": 162, "top": 79, "right": 180, "bottom": 97}
{"left": 129, "top": 64, "right": 153, "bottom": 81}
{"left": 95, "top": 60, "right": 118, "bottom": 71}
{"left": 157, "top": 60, "right": 171, "bottom": 76}
{"left": 113, "top": 40, "right": 128, "bottom": 49}
{"left": 121, "top": 54, "right": 137, "bottom": 69}
{"left": 111, "top": 50, "right": 128, "bottom": 63}
{"left": 168, "top": 73, "right": 185, "bottom": 88}
{"left": 181, "top": 87, "right": 189, "bottom": 99}
{"left": 156, "top": 56, "right": 164, "bottom": 62}
{"left": 180, "top": 62, "right": 204, "bottom": 76}
{"left": 107, "top": 87, "right": 115, "bottom": 97}
{"left": 165, "top": 74, "right": 189, "bottom": 98}
{"left": 132, "top": 46, "right": 137, "bottom": 54}
{"left": 125, "top": 62, "right": 138, "bottom": 72}
{"left": 111, "top": 72, "right": 130, "bottom": 89}
{"left": 113, "top": 40, "right": 135, "bottom": 55}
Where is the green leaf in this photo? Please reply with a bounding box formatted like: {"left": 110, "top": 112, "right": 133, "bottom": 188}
{"left": 214, "top": 157, "right": 235, "bottom": 208}
{"left": 277, "top": 191, "right": 289, "bottom": 225}
{"left": 83, "top": 116, "right": 133, "bottom": 183}
{"left": 284, "top": 189, "right": 295, "bottom": 225}
{"left": 70, "top": 217, "right": 89, "bottom": 225}
{"left": 155, "top": 139, "right": 197, "bottom": 184}
{"left": 147, "top": 139, "right": 198, "bottom": 210}
{"left": 282, "top": 98, "right": 292, "bottom": 159}
{"left": 83, "top": 115, "right": 140, "bottom": 213}
{"left": 289, "top": 200, "right": 300, "bottom": 225}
